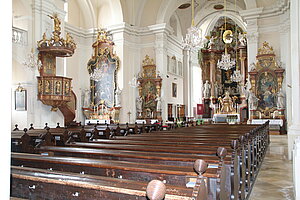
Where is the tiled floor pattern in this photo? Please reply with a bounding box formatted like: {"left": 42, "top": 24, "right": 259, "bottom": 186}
{"left": 249, "top": 135, "right": 294, "bottom": 200}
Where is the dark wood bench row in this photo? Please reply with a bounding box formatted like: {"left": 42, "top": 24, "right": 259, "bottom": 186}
{"left": 11, "top": 121, "right": 269, "bottom": 200}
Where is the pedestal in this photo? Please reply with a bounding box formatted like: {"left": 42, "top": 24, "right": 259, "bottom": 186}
{"left": 203, "top": 98, "right": 211, "bottom": 118}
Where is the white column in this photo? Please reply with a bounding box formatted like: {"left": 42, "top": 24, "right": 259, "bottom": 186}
{"left": 183, "top": 49, "right": 191, "bottom": 117}
{"left": 154, "top": 24, "right": 169, "bottom": 121}
{"left": 288, "top": 0, "right": 300, "bottom": 160}
{"left": 279, "top": 12, "right": 291, "bottom": 126}
{"left": 240, "top": 8, "right": 263, "bottom": 70}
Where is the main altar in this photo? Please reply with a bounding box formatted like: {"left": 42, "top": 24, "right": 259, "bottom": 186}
{"left": 200, "top": 17, "right": 248, "bottom": 123}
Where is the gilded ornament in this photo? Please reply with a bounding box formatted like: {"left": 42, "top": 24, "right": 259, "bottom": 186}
{"left": 142, "top": 55, "right": 154, "bottom": 66}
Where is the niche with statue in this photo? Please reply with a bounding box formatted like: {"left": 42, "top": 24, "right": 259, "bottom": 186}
{"left": 82, "top": 30, "right": 121, "bottom": 123}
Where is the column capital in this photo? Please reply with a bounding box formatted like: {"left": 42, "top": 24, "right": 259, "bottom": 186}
{"left": 247, "top": 32, "right": 259, "bottom": 44}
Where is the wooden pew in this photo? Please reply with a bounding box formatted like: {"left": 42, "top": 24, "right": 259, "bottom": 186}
{"left": 11, "top": 166, "right": 193, "bottom": 200}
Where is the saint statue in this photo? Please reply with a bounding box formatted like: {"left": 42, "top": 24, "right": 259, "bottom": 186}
{"left": 214, "top": 82, "right": 219, "bottom": 98}
{"left": 248, "top": 92, "right": 259, "bottom": 110}
{"left": 277, "top": 88, "right": 285, "bottom": 109}
{"left": 155, "top": 95, "right": 162, "bottom": 112}
{"left": 83, "top": 89, "right": 91, "bottom": 108}
{"left": 203, "top": 80, "right": 211, "bottom": 99}
{"left": 55, "top": 81, "right": 61, "bottom": 94}
{"left": 115, "top": 87, "right": 122, "bottom": 107}
{"left": 136, "top": 96, "right": 143, "bottom": 117}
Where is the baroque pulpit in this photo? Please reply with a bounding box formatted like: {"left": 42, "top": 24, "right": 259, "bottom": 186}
{"left": 36, "top": 14, "right": 77, "bottom": 125}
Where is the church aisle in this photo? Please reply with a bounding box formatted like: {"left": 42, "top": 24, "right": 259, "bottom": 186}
{"left": 249, "top": 135, "right": 294, "bottom": 200}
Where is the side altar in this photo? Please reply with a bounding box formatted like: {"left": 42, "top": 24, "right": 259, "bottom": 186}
{"left": 136, "top": 55, "right": 162, "bottom": 122}
{"left": 82, "top": 30, "right": 121, "bottom": 124}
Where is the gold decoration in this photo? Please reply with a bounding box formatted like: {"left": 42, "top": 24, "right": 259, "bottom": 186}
{"left": 258, "top": 41, "right": 274, "bottom": 55}
{"left": 37, "top": 14, "right": 76, "bottom": 50}
{"left": 142, "top": 55, "right": 154, "bottom": 66}
{"left": 223, "top": 30, "right": 233, "bottom": 44}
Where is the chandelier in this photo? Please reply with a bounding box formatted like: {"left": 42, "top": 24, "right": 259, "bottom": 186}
{"left": 182, "top": 0, "right": 203, "bottom": 49}
{"left": 217, "top": 48, "right": 236, "bottom": 70}
{"left": 217, "top": 0, "right": 236, "bottom": 70}
{"left": 23, "top": 48, "right": 42, "bottom": 70}
{"left": 90, "top": 67, "right": 103, "bottom": 81}
{"left": 230, "top": 0, "right": 243, "bottom": 83}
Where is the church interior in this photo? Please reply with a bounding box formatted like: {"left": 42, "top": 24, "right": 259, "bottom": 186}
{"left": 3, "top": 0, "right": 300, "bottom": 199}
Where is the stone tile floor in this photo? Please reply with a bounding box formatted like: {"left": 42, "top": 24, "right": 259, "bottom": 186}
{"left": 249, "top": 135, "right": 294, "bottom": 200}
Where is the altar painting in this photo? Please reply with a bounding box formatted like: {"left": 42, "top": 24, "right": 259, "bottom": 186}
{"left": 94, "top": 58, "right": 117, "bottom": 108}
{"left": 257, "top": 72, "right": 277, "bottom": 110}
{"left": 142, "top": 81, "right": 157, "bottom": 111}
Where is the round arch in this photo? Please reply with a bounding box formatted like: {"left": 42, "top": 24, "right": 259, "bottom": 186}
{"left": 156, "top": 0, "right": 188, "bottom": 24}
{"left": 199, "top": 12, "right": 246, "bottom": 37}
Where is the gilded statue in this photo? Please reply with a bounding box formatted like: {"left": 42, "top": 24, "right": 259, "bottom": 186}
{"left": 218, "top": 91, "right": 234, "bottom": 114}
{"left": 65, "top": 81, "right": 70, "bottom": 94}
{"left": 48, "top": 14, "right": 61, "bottom": 33}
{"left": 37, "top": 33, "right": 48, "bottom": 47}
{"left": 55, "top": 81, "right": 61, "bottom": 94}
{"left": 45, "top": 80, "right": 51, "bottom": 93}
{"left": 38, "top": 81, "right": 42, "bottom": 93}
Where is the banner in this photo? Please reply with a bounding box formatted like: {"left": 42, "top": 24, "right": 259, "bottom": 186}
{"left": 197, "top": 104, "right": 204, "bottom": 115}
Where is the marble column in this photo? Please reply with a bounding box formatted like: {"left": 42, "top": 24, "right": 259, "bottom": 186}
{"left": 288, "top": 0, "right": 300, "bottom": 160}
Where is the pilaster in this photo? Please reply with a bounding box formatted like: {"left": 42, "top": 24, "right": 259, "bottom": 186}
{"left": 288, "top": 0, "right": 300, "bottom": 160}
{"left": 240, "top": 8, "right": 263, "bottom": 70}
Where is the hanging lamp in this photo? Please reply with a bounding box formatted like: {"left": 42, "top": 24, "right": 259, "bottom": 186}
{"left": 182, "top": 0, "right": 203, "bottom": 49}
{"left": 217, "top": 0, "right": 235, "bottom": 70}
{"left": 230, "top": 0, "right": 243, "bottom": 82}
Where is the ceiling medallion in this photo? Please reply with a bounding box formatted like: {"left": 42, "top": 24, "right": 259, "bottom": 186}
{"left": 214, "top": 4, "right": 224, "bottom": 10}
{"left": 178, "top": 3, "right": 191, "bottom": 9}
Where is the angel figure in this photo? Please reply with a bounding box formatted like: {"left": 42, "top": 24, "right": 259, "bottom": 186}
{"left": 238, "top": 32, "right": 247, "bottom": 47}
{"left": 208, "top": 35, "right": 217, "bottom": 49}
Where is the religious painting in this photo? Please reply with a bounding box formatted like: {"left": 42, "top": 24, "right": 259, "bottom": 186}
{"left": 172, "top": 83, "right": 177, "bottom": 97}
{"left": 142, "top": 81, "right": 157, "bottom": 110}
{"left": 15, "top": 86, "right": 27, "bottom": 111}
{"left": 257, "top": 71, "right": 277, "bottom": 110}
{"left": 94, "top": 58, "right": 117, "bottom": 108}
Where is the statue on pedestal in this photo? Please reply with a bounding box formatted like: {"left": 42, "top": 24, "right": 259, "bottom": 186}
{"left": 115, "top": 87, "right": 122, "bottom": 107}
{"left": 203, "top": 80, "right": 211, "bottom": 99}
{"left": 277, "top": 88, "right": 285, "bottom": 109}
{"left": 136, "top": 96, "right": 143, "bottom": 117}
{"left": 248, "top": 92, "right": 259, "bottom": 110}
{"left": 155, "top": 95, "right": 162, "bottom": 112}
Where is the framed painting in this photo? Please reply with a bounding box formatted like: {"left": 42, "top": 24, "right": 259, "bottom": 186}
{"left": 172, "top": 83, "right": 177, "bottom": 97}
{"left": 15, "top": 87, "right": 27, "bottom": 111}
